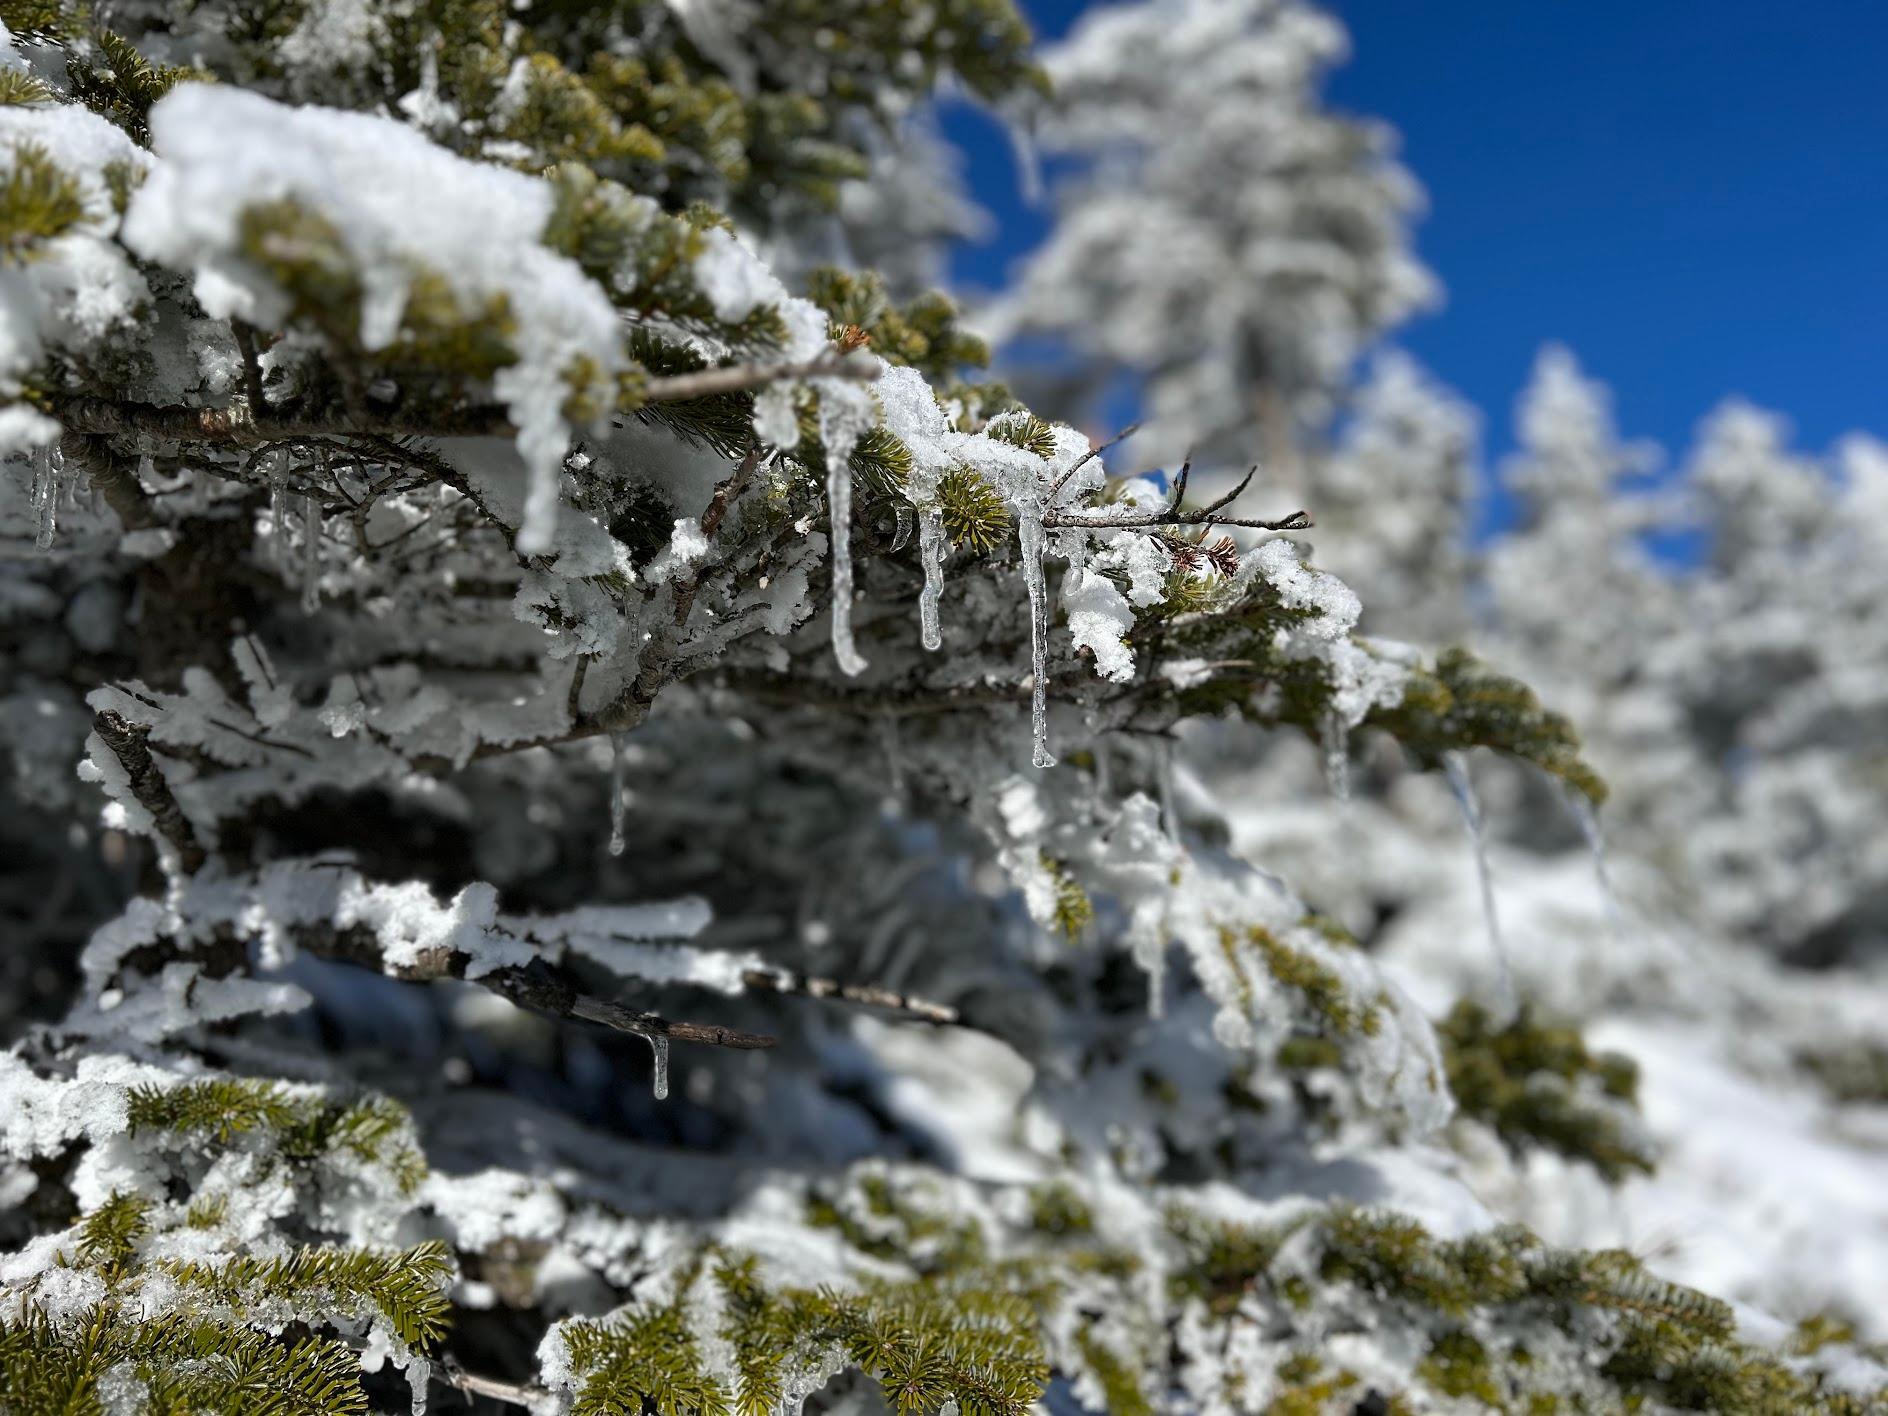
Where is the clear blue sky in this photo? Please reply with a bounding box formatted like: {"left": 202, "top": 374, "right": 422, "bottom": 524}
{"left": 943, "top": 0, "right": 1888, "bottom": 484}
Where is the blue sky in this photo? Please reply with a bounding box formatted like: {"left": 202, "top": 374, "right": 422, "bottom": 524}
{"left": 943, "top": 0, "right": 1887, "bottom": 488}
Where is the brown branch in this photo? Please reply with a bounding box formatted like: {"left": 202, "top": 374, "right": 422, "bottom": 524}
{"left": 590, "top": 446, "right": 764, "bottom": 734}
{"left": 1046, "top": 447, "right": 1311, "bottom": 534}
{"left": 1046, "top": 420, "right": 1141, "bottom": 505}
{"left": 742, "top": 968, "right": 959, "bottom": 1025}
{"left": 50, "top": 350, "right": 874, "bottom": 447}
{"left": 91, "top": 710, "right": 207, "bottom": 874}
{"left": 295, "top": 928, "right": 777, "bottom": 1052}
{"left": 51, "top": 396, "right": 514, "bottom": 443}
{"left": 60, "top": 433, "right": 157, "bottom": 530}
{"left": 1045, "top": 502, "right": 1310, "bottom": 533}
{"left": 435, "top": 1358, "right": 543, "bottom": 1410}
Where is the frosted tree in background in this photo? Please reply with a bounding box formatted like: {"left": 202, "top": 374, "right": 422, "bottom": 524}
{"left": 2, "top": 1, "right": 1886, "bottom": 1415}
{"left": 1485, "top": 356, "right": 1888, "bottom": 972}
{"left": 1310, "top": 351, "right": 1476, "bottom": 645}
{"left": 988, "top": 0, "right": 1435, "bottom": 480}
{"left": 987, "top": 0, "right": 1888, "bottom": 1373}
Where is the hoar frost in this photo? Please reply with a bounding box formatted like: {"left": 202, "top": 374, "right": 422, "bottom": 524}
{"left": 121, "top": 86, "right": 625, "bottom": 554}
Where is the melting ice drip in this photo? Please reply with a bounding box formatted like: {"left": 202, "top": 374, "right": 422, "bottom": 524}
{"left": 1559, "top": 779, "right": 1626, "bottom": 946}
{"left": 29, "top": 445, "right": 70, "bottom": 550}
{"left": 1443, "top": 751, "right": 1517, "bottom": 1022}
{"left": 646, "top": 1032, "right": 669, "bottom": 1101}
{"left": 300, "top": 494, "right": 323, "bottom": 612}
{"left": 1158, "top": 738, "right": 1182, "bottom": 845}
{"left": 607, "top": 731, "right": 628, "bottom": 857}
{"left": 820, "top": 386, "right": 872, "bottom": 677}
{"left": 1018, "top": 506, "right": 1054, "bottom": 768}
{"left": 916, "top": 509, "right": 946, "bottom": 652}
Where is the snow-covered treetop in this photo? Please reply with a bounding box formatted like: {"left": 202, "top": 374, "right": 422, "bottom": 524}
{"left": 988, "top": 0, "right": 1435, "bottom": 471}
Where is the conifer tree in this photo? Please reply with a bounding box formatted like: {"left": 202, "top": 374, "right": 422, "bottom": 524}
{"left": 1, "top": 2, "right": 1884, "bottom": 1415}
{"left": 989, "top": 0, "right": 1435, "bottom": 480}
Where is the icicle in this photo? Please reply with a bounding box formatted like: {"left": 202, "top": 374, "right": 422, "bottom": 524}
{"left": 1158, "top": 739, "right": 1181, "bottom": 845}
{"left": 1137, "top": 940, "right": 1166, "bottom": 1019}
{"left": 878, "top": 714, "right": 906, "bottom": 798}
{"left": 822, "top": 406, "right": 868, "bottom": 676}
{"left": 1093, "top": 739, "right": 1112, "bottom": 805}
{"left": 1018, "top": 506, "right": 1054, "bottom": 767}
{"left": 406, "top": 1356, "right": 430, "bottom": 1416}
{"left": 267, "top": 450, "right": 289, "bottom": 552}
{"left": 31, "top": 445, "right": 61, "bottom": 550}
{"left": 916, "top": 509, "right": 945, "bottom": 651}
{"left": 1443, "top": 751, "right": 1516, "bottom": 1021}
{"left": 1559, "top": 780, "right": 1626, "bottom": 944}
{"left": 1059, "top": 527, "right": 1087, "bottom": 581}
{"left": 1009, "top": 116, "right": 1044, "bottom": 206}
{"left": 300, "top": 494, "right": 322, "bottom": 612}
{"left": 607, "top": 731, "right": 628, "bottom": 857}
{"left": 1322, "top": 710, "right": 1351, "bottom": 804}
{"left": 647, "top": 1032, "right": 670, "bottom": 1100}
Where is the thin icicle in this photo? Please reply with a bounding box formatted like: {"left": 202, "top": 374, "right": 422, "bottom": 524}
{"left": 1093, "top": 739, "right": 1112, "bottom": 806}
{"left": 300, "top": 494, "right": 322, "bottom": 612}
{"left": 878, "top": 714, "right": 906, "bottom": 798}
{"left": 1322, "top": 710, "right": 1351, "bottom": 803}
{"left": 1138, "top": 940, "right": 1166, "bottom": 1019}
{"left": 819, "top": 388, "right": 870, "bottom": 676}
{"left": 61, "top": 457, "right": 85, "bottom": 511}
{"left": 1559, "top": 779, "right": 1626, "bottom": 944}
{"left": 1158, "top": 739, "right": 1181, "bottom": 845}
{"left": 607, "top": 731, "right": 628, "bottom": 857}
{"left": 1443, "top": 751, "right": 1516, "bottom": 1022}
{"left": 916, "top": 509, "right": 945, "bottom": 651}
{"left": 1018, "top": 506, "right": 1054, "bottom": 767}
{"left": 647, "top": 1032, "right": 670, "bottom": 1100}
{"left": 267, "top": 449, "right": 289, "bottom": 554}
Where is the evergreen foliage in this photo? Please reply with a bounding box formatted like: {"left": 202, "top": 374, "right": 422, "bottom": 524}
{"left": 1438, "top": 1000, "right": 1654, "bottom": 1181}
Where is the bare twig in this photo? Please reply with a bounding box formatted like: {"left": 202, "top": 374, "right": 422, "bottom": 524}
{"left": 293, "top": 931, "right": 778, "bottom": 1052}
{"left": 590, "top": 447, "right": 764, "bottom": 734}
{"left": 1046, "top": 443, "right": 1309, "bottom": 534}
{"left": 60, "top": 433, "right": 159, "bottom": 529}
{"left": 1045, "top": 502, "right": 1310, "bottom": 534}
{"left": 435, "top": 1356, "right": 543, "bottom": 1410}
{"left": 52, "top": 351, "right": 873, "bottom": 447}
{"left": 1165, "top": 455, "right": 1193, "bottom": 511}
{"left": 91, "top": 710, "right": 207, "bottom": 874}
{"left": 1198, "top": 463, "right": 1255, "bottom": 516}
{"left": 1046, "top": 420, "right": 1141, "bottom": 505}
{"left": 742, "top": 968, "right": 958, "bottom": 1025}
